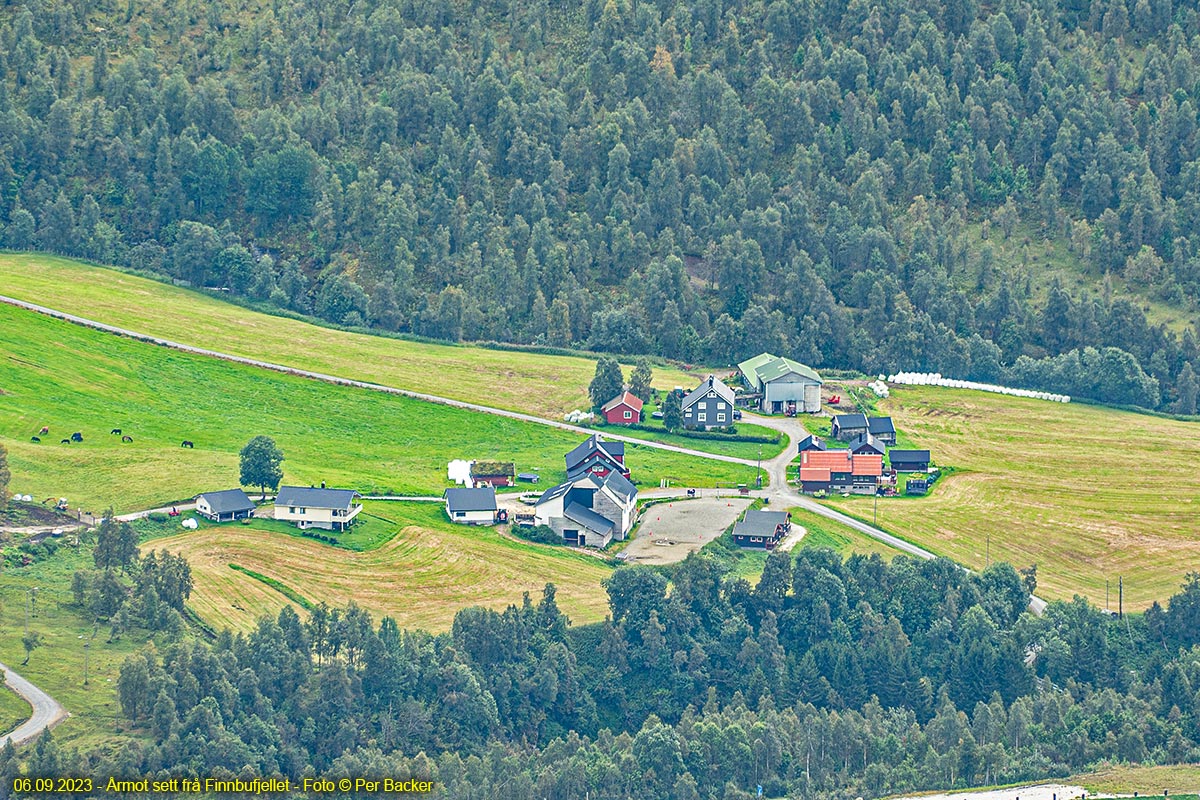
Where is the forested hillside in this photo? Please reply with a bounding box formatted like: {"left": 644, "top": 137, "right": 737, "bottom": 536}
{"left": 1, "top": 0, "right": 1199, "bottom": 408}
{"left": 7, "top": 551, "right": 1200, "bottom": 799}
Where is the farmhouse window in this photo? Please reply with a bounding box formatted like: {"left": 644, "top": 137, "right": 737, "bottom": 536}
{"left": 289, "top": 507, "right": 296, "bottom": 513}
{"left": 717, "top": 413, "right": 726, "bottom": 422}
{"left": 455, "top": 511, "right": 465, "bottom": 518}
{"left": 698, "top": 412, "right": 706, "bottom": 422}
{"left": 717, "top": 402, "right": 726, "bottom": 409}
{"left": 624, "top": 410, "right": 632, "bottom": 419}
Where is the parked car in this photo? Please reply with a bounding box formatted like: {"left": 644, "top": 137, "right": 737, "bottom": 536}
{"left": 732, "top": 409, "right": 742, "bottom": 420}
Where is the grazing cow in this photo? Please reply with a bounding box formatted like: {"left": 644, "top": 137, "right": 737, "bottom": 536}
{"left": 39, "top": 426, "right": 49, "bottom": 435}
{"left": 181, "top": 440, "right": 194, "bottom": 448}
{"left": 71, "top": 432, "right": 83, "bottom": 442}
{"left": 31, "top": 435, "right": 40, "bottom": 442}
{"left": 61, "top": 439, "right": 71, "bottom": 444}
{"left": 110, "top": 428, "right": 121, "bottom": 435}
{"left": 122, "top": 435, "right": 133, "bottom": 443}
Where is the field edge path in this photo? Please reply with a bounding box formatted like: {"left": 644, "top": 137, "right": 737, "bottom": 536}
{"left": 0, "top": 660, "right": 67, "bottom": 747}
{"left": 0, "top": 295, "right": 753, "bottom": 468}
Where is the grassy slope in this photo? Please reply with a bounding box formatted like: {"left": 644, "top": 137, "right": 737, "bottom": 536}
{"left": 0, "top": 303, "right": 756, "bottom": 512}
{"left": 0, "top": 549, "right": 155, "bottom": 751}
{"left": 790, "top": 507, "right": 906, "bottom": 560}
{"left": 1074, "top": 763, "right": 1200, "bottom": 795}
{"left": 151, "top": 502, "right": 613, "bottom": 634}
{"left": 0, "top": 684, "right": 31, "bottom": 738}
{"left": 822, "top": 385, "right": 1200, "bottom": 610}
{"left": 0, "top": 253, "right": 697, "bottom": 417}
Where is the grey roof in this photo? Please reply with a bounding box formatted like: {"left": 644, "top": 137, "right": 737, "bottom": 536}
{"left": 444, "top": 486, "right": 497, "bottom": 513}
{"left": 796, "top": 433, "right": 826, "bottom": 452}
{"left": 833, "top": 413, "right": 868, "bottom": 429}
{"left": 564, "top": 435, "right": 624, "bottom": 472}
{"left": 197, "top": 488, "right": 255, "bottom": 515}
{"left": 536, "top": 478, "right": 579, "bottom": 507}
{"left": 275, "top": 485, "right": 359, "bottom": 509}
{"left": 847, "top": 433, "right": 886, "bottom": 454}
{"left": 889, "top": 449, "right": 930, "bottom": 461}
{"left": 867, "top": 416, "right": 895, "bottom": 435}
{"left": 600, "top": 470, "right": 637, "bottom": 503}
{"left": 563, "top": 502, "right": 615, "bottom": 535}
{"left": 682, "top": 374, "right": 737, "bottom": 411}
{"left": 734, "top": 509, "right": 789, "bottom": 538}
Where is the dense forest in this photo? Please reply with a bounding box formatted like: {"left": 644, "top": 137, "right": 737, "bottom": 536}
{"left": 5, "top": 533, "right": 1200, "bottom": 799}
{"left": 0, "top": 0, "right": 1199, "bottom": 408}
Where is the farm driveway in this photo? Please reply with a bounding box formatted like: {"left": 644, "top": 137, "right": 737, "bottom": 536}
{"left": 622, "top": 497, "right": 752, "bottom": 565}
{"left": 0, "top": 661, "right": 67, "bottom": 747}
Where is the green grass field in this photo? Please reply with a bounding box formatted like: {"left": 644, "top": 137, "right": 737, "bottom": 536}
{"left": 0, "top": 683, "right": 31, "bottom": 738}
{"left": 0, "top": 253, "right": 700, "bottom": 417}
{"left": 821, "top": 384, "right": 1200, "bottom": 610}
{"left": 150, "top": 501, "right": 614, "bottom": 634}
{"left": 790, "top": 507, "right": 906, "bottom": 560}
{"left": 1074, "top": 763, "right": 1200, "bottom": 795}
{"left": 0, "top": 303, "right": 757, "bottom": 512}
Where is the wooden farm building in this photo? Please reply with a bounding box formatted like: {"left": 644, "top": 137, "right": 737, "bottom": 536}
{"left": 681, "top": 374, "right": 737, "bottom": 429}
{"left": 601, "top": 391, "right": 644, "bottom": 425}
{"left": 565, "top": 434, "right": 628, "bottom": 480}
{"left": 798, "top": 450, "right": 883, "bottom": 494}
{"left": 195, "top": 489, "right": 255, "bottom": 522}
{"left": 847, "top": 432, "right": 886, "bottom": 456}
{"left": 732, "top": 509, "right": 791, "bottom": 548}
{"left": 470, "top": 461, "right": 516, "bottom": 488}
{"left": 444, "top": 486, "right": 498, "bottom": 525}
{"left": 889, "top": 450, "right": 931, "bottom": 472}
{"left": 867, "top": 416, "right": 897, "bottom": 445}
{"left": 831, "top": 413, "right": 869, "bottom": 441}
{"left": 737, "top": 353, "right": 823, "bottom": 414}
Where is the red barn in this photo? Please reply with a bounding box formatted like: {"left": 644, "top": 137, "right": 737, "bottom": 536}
{"left": 601, "top": 391, "right": 644, "bottom": 425}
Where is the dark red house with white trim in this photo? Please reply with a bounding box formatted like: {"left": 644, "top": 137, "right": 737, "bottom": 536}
{"left": 601, "top": 391, "right": 644, "bottom": 425}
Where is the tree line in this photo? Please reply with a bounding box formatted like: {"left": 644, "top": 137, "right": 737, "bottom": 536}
{"left": 5, "top": 542, "right": 1200, "bottom": 799}
{"left": 0, "top": 0, "right": 1198, "bottom": 409}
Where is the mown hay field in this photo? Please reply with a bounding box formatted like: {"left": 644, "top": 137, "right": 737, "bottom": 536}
{"left": 152, "top": 502, "right": 613, "bottom": 633}
{"left": 823, "top": 385, "right": 1200, "bottom": 610}
{"left": 0, "top": 303, "right": 755, "bottom": 512}
{"left": 0, "top": 253, "right": 694, "bottom": 417}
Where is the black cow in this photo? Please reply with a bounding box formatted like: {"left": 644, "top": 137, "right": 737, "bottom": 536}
{"left": 121, "top": 435, "right": 133, "bottom": 443}
{"left": 181, "top": 440, "right": 194, "bottom": 448}
{"left": 31, "top": 436, "right": 40, "bottom": 442}
{"left": 111, "top": 428, "right": 121, "bottom": 435}
{"left": 61, "top": 439, "right": 71, "bottom": 444}
{"left": 71, "top": 432, "right": 83, "bottom": 442}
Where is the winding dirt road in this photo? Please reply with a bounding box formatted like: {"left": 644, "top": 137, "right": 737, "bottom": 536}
{"left": 0, "top": 661, "right": 67, "bottom": 747}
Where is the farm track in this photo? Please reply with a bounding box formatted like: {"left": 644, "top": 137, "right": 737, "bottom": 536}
{"left": 0, "top": 660, "right": 67, "bottom": 747}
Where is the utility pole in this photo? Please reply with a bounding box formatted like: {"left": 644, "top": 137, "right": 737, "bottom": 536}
{"left": 757, "top": 444, "right": 762, "bottom": 488}
{"left": 986, "top": 535, "right": 990, "bottom": 567}
{"left": 873, "top": 492, "right": 878, "bottom": 526}
{"left": 1118, "top": 576, "right": 1123, "bottom": 619}
{"left": 83, "top": 640, "right": 91, "bottom": 686}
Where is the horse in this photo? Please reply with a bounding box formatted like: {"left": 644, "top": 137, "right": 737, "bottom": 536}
{"left": 181, "top": 440, "right": 194, "bottom": 448}
{"left": 121, "top": 435, "right": 133, "bottom": 443}
{"left": 110, "top": 428, "right": 121, "bottom": 435}
{"left": 31, "top": 435, "right": 40, "bottom": 442}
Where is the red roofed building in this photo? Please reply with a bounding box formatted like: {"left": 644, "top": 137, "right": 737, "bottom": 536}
{"left": 601, "top": 391, "right": 644, "bottom": 425}
{"left": 799, "top": 450, "right": 881, "bottom": 494}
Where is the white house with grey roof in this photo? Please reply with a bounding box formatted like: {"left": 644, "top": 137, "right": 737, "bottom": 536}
{"left": 444, "top": 486, "right": 498, "bottom": 525}
{"left": 681, "top": 374, "right": 737, "bottom": 429}
{"left": 534, "top": 471, "right": 637, "bottom": 548}
{"left": 195, "top": 488, "right": 256, "bottom": 522}
{"left": 738, "top": 353, "right": 823, "bottom": 414}
{"left": 274, "top": 486, "right": 362, "bottom": 531}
